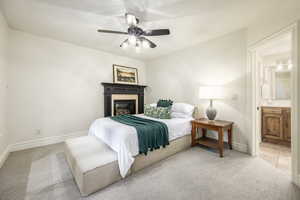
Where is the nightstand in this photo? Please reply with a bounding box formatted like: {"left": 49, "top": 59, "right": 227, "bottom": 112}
{"left": 191, "top": 119, "right": 234, "bottom": 157}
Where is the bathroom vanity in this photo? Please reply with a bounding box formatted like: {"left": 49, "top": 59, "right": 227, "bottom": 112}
{"left": 261, "top": 106, "right": 291, "bottom": 146}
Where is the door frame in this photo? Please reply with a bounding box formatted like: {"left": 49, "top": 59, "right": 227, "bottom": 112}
{"left": 247, "top": 23, "right": 299, "bottom": 186}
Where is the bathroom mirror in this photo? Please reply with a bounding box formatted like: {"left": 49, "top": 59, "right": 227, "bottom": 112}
{"left": 261, "top": 67, "right": 291, "bottom": 100}
{"left": 274, "top": 71, "right": 291, "bottom": 100}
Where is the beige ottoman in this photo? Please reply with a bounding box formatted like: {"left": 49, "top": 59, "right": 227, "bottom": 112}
{"left": 64, "top": 136, "right": 122, "bottom": 196}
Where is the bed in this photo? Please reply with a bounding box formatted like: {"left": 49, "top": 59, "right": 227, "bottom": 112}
{"left": 88, "top": 114, "right": 193, "bottom": 177}
{"left": 65, "top": 103, "right": 194, "bottom": 196}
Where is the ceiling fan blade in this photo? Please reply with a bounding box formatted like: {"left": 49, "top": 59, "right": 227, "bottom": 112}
{"left": 143, "top": 29, "right": 170, "bottom": 36}
{"left": 97, "top": 29, "right": 128, "bottom": 35}
{"left": 141, "top": 37, "right": 157, "bottom": 48}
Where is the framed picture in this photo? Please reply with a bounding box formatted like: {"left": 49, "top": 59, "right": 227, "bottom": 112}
{"left": 113, "top": 64, "right": 138, "bottom": 85}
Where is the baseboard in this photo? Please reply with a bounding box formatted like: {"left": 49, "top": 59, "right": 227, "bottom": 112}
{"left": 297, "top": 174, "right": 300, "bottom": 187}
{"left": 9, "top": 130, "right": 87, "bottom": 152}
{"left": 3, "top": 130, "right": 248, "bottom": 166}
{"left": 0, "top": 145, "right": 10, "bottom": 169}
{"left": 232, "top": 142, "right": 248, "bottom": 153}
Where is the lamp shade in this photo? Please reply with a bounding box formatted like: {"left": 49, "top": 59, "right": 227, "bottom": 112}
{"left": 198, "top": 86, "right": 225, "bottom": 100}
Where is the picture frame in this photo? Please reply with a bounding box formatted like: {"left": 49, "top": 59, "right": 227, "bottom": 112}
{"left": 113, "top": 64, "right": 138, "bottom": 85}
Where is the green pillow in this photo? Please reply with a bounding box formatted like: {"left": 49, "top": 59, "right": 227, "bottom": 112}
{"left": 157, "top": 99, "right": 173, "bottom": 107}
{"left": 144, "top": 104, "right": 171, "bottom": 119}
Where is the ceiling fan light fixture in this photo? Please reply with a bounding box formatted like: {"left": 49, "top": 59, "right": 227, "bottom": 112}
{"left": 128, "top": 35, "right": 137, "bottom": 45}
{"left": 135, "top": 45, "right": 141, "bottom": 53}
{"left": 135, "top": 39, "right": 142, "bottom": 53}
{"left": 137, "top": 39, "right": 142, "bottom": 45}
{"left": 142, "top": 39, "right": 150, "bottom": 48}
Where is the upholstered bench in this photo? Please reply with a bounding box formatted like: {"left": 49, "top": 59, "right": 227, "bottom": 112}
{"left": 64, "top": 136, "right": 122, "bottom": 196}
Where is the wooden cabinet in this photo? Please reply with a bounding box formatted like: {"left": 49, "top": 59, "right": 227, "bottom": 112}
{"left": 262, "top": 113, "right": 283, "bottom": 139}
{"left": 282, "top": 109, "right": 291, "bottom": 142}
{"left": 261, "top": 107, "right": 291, "bottom": 146}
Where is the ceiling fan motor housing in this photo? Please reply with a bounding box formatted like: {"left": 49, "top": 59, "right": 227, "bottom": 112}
{"left": 128, "top": 26, "right": 144, "bottom": 37}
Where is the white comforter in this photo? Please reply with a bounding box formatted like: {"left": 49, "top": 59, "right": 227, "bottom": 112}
{"left": 88, "top": 114, "right": 192, "bottom": 177}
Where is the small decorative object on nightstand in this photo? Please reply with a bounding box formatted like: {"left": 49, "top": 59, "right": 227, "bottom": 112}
{"left": 198, "top": 86, "right": 224, "bottom": 120}
{"left": 191, "top": 119, "right": 234, "bottom": 157}
{"left": 193, "top": 106, "right": 205, "bottom": 119}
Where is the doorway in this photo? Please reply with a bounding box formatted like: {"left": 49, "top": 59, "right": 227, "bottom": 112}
{"left": 248, "top": 24, "right": 299, "bottom": 185}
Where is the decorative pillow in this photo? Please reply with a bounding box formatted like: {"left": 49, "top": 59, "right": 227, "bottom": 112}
{"left": 157, "top": 99, "right": 173, "bottom": 107}
{"left": 171, "top": 103, "right": 195, "bottom": 117}
{"left": 144, "top": 104, "right": 171, "bottom": 119}
{"left": 144, "top": 104, "right": 154, "bottom": 116}
{"left": 149, "top": 103, "right": 157, "bottom": 107}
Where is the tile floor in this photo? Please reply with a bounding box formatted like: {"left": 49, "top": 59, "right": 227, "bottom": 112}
{"left": 259, "top": 142, "right": 291, "bottom": 173}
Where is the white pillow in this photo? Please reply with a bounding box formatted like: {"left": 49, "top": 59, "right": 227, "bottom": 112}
{"left": 149, "top": 103, "right": 157, "bottom": 107}
{"left": 171, "top": 103, "right": 195, "bottom": 116}
{"left": 171, "top": 112, "right": 191, "bottom": 118}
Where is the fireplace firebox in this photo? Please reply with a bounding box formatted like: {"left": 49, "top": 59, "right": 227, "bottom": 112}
{"left": 114, "top": 100, "right": 136, "bottom": 116}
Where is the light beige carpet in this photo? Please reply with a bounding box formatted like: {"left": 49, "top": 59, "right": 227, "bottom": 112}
{"left": 0, "top": 143, "right": 299, "bottom": 200}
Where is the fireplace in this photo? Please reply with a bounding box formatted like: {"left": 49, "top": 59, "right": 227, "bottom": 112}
{"left": 114, "top": 100, "right": 136, "bottom": 116}
{"left": 102, "top": 82, "right": 147, "bottom": 117}
{"left": 111, "top": 94, "right": 138, "bottom": 116}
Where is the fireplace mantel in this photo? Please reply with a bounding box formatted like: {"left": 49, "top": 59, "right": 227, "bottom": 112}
{"left": 101, "top": 82, "right": 147, "bottom": 117}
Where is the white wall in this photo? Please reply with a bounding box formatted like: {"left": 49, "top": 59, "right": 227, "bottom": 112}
{"left": 7, "top": 30, "right": 146, "bottom": 144}
{"left": 146, "top": 30, "right": 248, "bottom": 149}
{"left": 0, "top": 12, "right": 9, "bottom": 160}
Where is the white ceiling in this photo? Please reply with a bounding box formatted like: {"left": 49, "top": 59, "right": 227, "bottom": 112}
{"left": 1, "top": 0, "right": 300, "bottom": 60}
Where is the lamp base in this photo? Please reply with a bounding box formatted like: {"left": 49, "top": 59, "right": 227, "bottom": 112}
{"left": 206, "top": 100, "right": 217, "bottom": 120}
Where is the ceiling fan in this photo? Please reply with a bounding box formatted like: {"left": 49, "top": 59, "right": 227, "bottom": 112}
{"left": 97, "top": 13, "right": 170, "bottom": 50}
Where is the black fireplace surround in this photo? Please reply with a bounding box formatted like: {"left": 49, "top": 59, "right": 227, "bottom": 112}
{"left": 101, "top": 82, "right": 147, "bottom": 117}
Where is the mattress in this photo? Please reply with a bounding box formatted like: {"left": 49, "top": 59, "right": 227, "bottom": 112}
{"left": 88, "top": 114, "right": 193, "bottom": 177}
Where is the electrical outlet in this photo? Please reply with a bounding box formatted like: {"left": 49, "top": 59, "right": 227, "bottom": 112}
{"left": 35, "top": 129, "right": 42, "bottom": 135}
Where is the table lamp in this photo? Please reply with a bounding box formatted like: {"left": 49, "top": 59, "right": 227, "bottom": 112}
{"left": 198, "top": 86, "right": 224, "bottom": 120}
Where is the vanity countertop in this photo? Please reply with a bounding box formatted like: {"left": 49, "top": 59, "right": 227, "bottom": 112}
{"left": 261, "top": 105, "right": 291, "bottom": 108}
{"left": 261, "top": 100, "right": 291, "bottom": 108}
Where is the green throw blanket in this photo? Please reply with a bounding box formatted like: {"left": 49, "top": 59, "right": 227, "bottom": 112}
{"left": 110, "top": 115, "right": 169, "bottom": 155}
